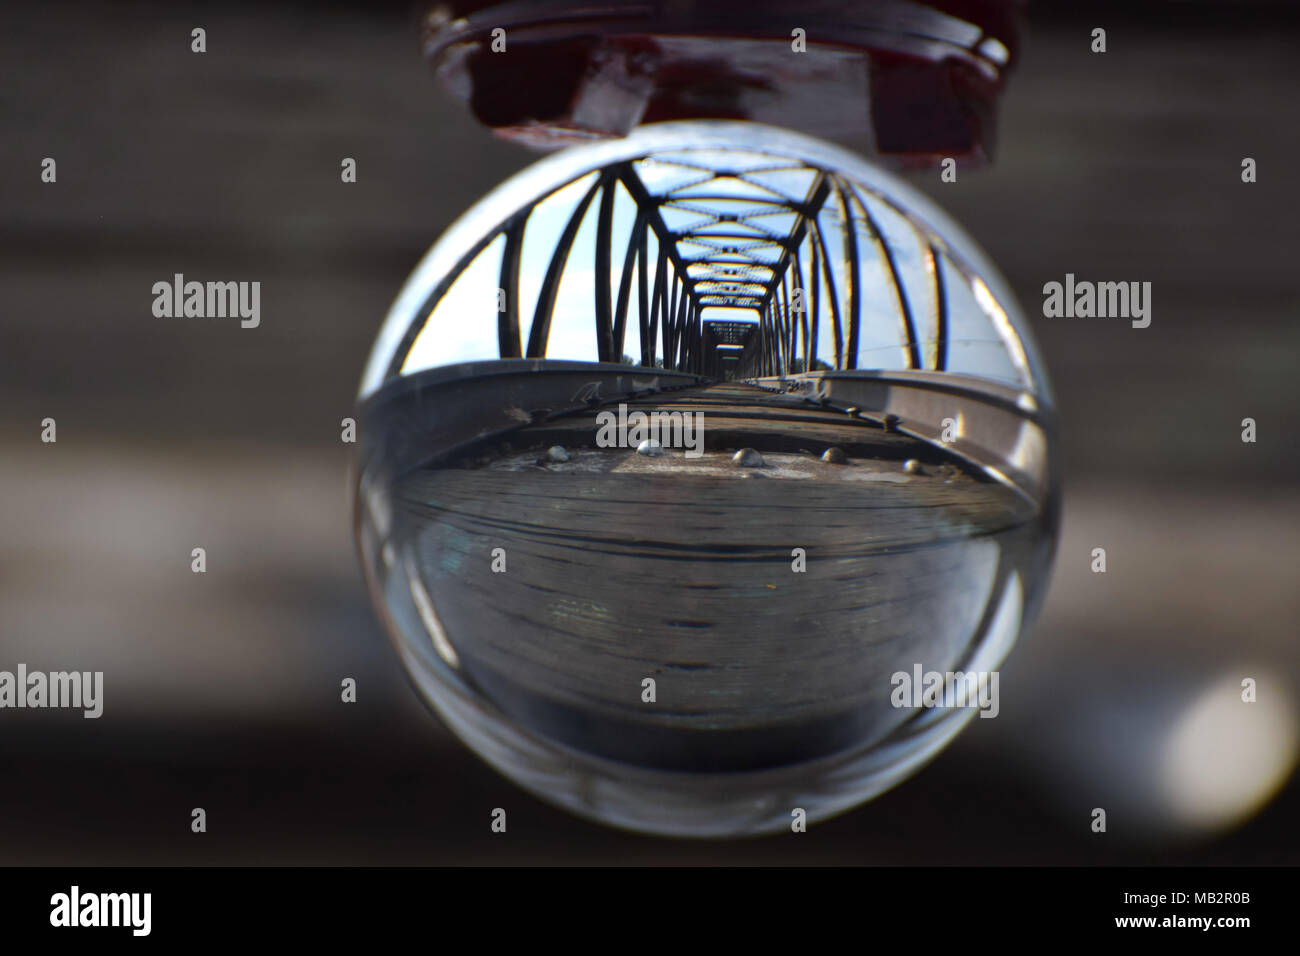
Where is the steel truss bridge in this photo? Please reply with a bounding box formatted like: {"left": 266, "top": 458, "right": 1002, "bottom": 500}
{"left": 363, "top": 126, "right": 1053, "bottom": 508}
{"left": 385, "top": 149, "right": 972, "bottom": 384}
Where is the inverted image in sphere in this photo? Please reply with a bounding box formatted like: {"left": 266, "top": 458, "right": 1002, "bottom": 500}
{"left": 354, "top": 122, "right": 1060, "bottom": 837}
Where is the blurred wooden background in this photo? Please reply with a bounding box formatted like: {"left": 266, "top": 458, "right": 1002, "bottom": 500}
{"left": 0, "top": 1, "right": 1296, "bottom": 863}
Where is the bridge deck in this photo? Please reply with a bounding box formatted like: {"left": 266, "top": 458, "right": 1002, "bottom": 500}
{"left": 391, "top": 381, "right": 1041, "bottom": 771}
{"left": 468, "top": 381, "right": 974, "bottom": 468}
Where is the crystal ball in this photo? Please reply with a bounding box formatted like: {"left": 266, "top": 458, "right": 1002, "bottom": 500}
{"left": 353, "top": 121, "right": 1059, "bottom": 836}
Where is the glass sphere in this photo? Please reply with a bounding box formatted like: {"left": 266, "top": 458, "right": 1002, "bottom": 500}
{"left": 354, "top": 121, "right": 1059, "bottom": 836}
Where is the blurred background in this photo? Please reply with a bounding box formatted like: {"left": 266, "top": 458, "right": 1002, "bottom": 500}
{"left": 1, "top": 0, "right": 1296, "bottom": 863}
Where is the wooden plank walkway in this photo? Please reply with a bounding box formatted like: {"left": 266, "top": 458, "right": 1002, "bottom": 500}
{"left": 393, "top": 381, "right": 1041, "bottom": 771}
{"left": 460, "top": 380, "right": 987, "bottom": 466}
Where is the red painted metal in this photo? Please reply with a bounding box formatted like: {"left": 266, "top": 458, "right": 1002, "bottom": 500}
{"left": 422, "top": 0, "right": 1024, "bottom": 164}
